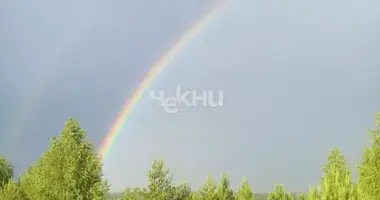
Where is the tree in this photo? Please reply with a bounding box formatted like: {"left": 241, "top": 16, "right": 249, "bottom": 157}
{"left": 19, "top": 119, "right": 109, "bottom": 200}
{"left": 198, "top": 176, "right": 217, "bottom": 200}
{"left": 0, "top": 156, "right": 13, "bottom": 189}
{"left": 235, "top": 177, "right": 254, "bottom": 200}
{"left": 297, "top": 193, "right": 306, "bottom": 200}
{"left": 147, "top": 159, "right": 174, "bottom": 199}
{"left": 0, "top": 181, "right": 27, "bottom": 200}
{"left": 320, "top": 148, "right": 355, "bottom": 200}
{"left": 215, "top": 173, "right": 234, "bottom": 200}
{"left": 358, "top": 113, "right": 380, "bottom": 200}
{"left": 121, "top": 187, "right": 147, "bottom": 200}
{"left": 172, "top": 182, "right": 192, "bottom": 200}
{"left": 190, "top": 191, "right": 200, "bottom": 200}
{"left": 307, "top": 186, "right": 320, "bottom": 200}
{"left": 267, "top": 184, "right": 294, "bottom": 200}
{"left": 350, "top": 183, "right": 359, "bottom": 200}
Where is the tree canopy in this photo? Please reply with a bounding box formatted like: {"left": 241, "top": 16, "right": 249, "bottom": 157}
{"left": 0, "top": 113, "right": 380, "bottom": 199}
{"left": 18, "top": 119, "right": 108, "bottom": 200}
{"left": 0, "top": 156, "right": 13, "bottom": 189}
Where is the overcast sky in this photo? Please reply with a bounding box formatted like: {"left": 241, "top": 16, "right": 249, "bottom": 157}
{"left": 1, "top": 0, "right": 380, "bottom": 193}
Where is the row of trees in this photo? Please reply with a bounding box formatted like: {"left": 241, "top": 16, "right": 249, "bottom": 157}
{"left": 0, "top": 114, "right": 379, "bottom": 200}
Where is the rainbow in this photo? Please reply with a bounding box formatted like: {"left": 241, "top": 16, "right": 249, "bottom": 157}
{"left": 98, "top": 1, "right": 226, "bottom": 161}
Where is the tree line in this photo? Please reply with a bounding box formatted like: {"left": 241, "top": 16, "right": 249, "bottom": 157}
{"left": 0, "top": 113, "right": 379, "bottom": 200}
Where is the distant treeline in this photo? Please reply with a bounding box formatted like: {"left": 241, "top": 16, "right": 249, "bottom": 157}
{"left": 1, "top": 113, "right": 380, "bottom": 200}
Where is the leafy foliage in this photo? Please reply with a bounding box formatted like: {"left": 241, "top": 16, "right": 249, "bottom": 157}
{"left": 358, "top": 113, "right": 380, "bottom": 200}
{"left": 320, "top": 148, "right": 356, "bottom": 200}
{"left": 0, "top": 181, "right": 27, "bottom": 200}
{"left": 215, "top": 173, "right": 234, "bottom": 200}
{"left": 173, "top": 182, "right": 192, "bottom": 200}
{"left": 0, "top": 156, "right": 13, "bottom": 189}
{"left": 146, "top": 159, "right": 175, "bottom": 199}
{"left": 235, "top": 177, "right": 254, "bottom": 200}
{"left": 297, "top": 193, "right": 306, "bottom": 200}
{"left": 1, "top": 113, "right": 380, "bottom": 199}
{"left": 267, "top": 184, "right": 294, "bottom": 200}
{"left": 198, "top": 176, "right": 217, "bottom": 200}
{"left": 307, "top": 187, "right": 320, "bottom": 200}
{"left": 19, "top": 119, "right": 109, "bottom": 200}
{"left": 121, "top": 187, "right": 147, "bottom": 200}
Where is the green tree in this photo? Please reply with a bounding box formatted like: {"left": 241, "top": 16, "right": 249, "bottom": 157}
{"left": 198, "top": 176, "right": 217, "bottom": 200}
{"left": 358, "top": 113, "right": 380, "bottom": 200}
{"left": 297, "top": 193, "right": 306, "bottom": 200}
{"left": 267, "top": 184, "right": 293, "bottom": 200}
{"left": 147, "top": 159, "right": 174, "bottom": 199}
{"left": 320, "top": 148, "right": 355, "bottom": 200}
{"left": 350, "top": 183, "right": 359, "bottom": 200}
{"left": 235, "top": 177, "right": 254, "bottom": 200}
{"left": 173, "top": 182, "right": 192, "bottom": 200}
{"left": 190, "top": 191, "right": 200, "bottom": 200}
{"left": 0, "top": 156, "right": 13, "bottom": 189}
{"left": 0, "top": 181, "right": 27, "bottom": 200}
{"left": 121, "top": 187, "right": 147, "bottom": 200}
{"left": 307, "top": 186, "right": 320, "bottom": 200}
{"left": 121, "top": 188, "right": 133, "bottom": 200}
{"left": 19, "top": 119, "right": 109, "bottom": 200}
{"left": 215, "top": 173, "right": 234, "bottom": 200}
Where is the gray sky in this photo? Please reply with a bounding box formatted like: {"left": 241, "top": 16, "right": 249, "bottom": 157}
{"left": 1, "top": 0, "right": 380, "bottom": 193}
